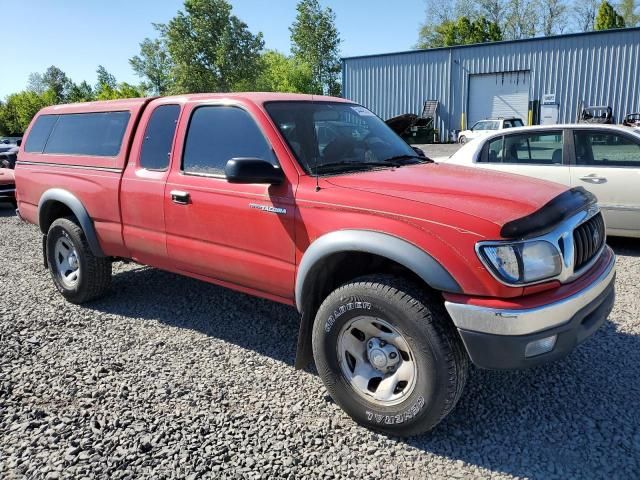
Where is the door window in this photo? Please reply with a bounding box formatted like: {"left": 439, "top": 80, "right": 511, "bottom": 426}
{"left": 484, "top": 131, "right": 563, "bottom": 164}
{"left": 139, "top": 104, "right": 180, "bottom": 170}
{"left": 182, "top": 106, "right": 276, "bottom": 176}
{"left": 573, "top": 131, "right": 640, "bottom": 167}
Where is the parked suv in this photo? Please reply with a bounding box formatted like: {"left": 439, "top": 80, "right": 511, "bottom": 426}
{"left": 15, "top": 94, "right": 615, "bottom": 436}
{"left": 457, "top": 117, "right": 524, "bottom": 144}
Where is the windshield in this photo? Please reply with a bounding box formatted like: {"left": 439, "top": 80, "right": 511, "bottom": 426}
{"left": 265, "top": 102, "right": 418, "bottom": 175}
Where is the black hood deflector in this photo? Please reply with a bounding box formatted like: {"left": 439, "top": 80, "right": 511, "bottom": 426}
{"left": 501, "top": 187, "right": 597, "bottom": 239}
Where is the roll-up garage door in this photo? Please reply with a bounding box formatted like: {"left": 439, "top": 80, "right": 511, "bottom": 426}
{"left": 468, "top": 71, "right": 530, "bottom": 126}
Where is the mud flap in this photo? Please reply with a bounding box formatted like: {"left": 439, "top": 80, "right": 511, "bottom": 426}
{"left": 42, "top": 234, "right": 48, "bottom": 269}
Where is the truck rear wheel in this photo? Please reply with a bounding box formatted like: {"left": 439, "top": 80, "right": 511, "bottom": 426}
{"left": 312, "top": 275, "right": 468, "bottom": 436}
{"left": 46, "top": 217, "right": 111, "bottom": 304}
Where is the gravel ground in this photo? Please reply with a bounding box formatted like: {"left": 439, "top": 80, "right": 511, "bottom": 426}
{"left": 1, "top": 204, "right": 639, "bottom": 480}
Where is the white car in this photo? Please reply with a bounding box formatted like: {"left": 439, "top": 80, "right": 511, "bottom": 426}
{"left": 457, "top": 117, "right": 524, "bottom": 144}
{"left": 443, "top": 124, "right": 640, "bottom": 238}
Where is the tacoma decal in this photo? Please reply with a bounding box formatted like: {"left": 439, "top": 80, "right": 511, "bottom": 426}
{"left": 249, "top": 203, "right": 287, "bottom": 215}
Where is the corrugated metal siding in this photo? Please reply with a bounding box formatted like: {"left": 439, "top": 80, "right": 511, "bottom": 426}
{"left": 343, "top": 28, "right": 640, "bottom": 141}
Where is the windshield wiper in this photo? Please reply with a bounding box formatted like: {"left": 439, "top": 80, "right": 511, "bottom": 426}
{"left": 314, "top": 160, "right": 402, "bottom": 174}
{"left": 382, "top": 154, "right": 434, "bottom": 164}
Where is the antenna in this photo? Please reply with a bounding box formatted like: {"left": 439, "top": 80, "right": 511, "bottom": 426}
{"left": 312, "top": 94, "right": 320, "bottom": 192}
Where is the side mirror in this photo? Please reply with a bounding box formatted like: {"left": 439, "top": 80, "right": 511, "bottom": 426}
{"left": 225, "top": 158, "right": 284, "bottom": 184}
{"left": 16, "top": 139, "right": 22, "bottom": 147}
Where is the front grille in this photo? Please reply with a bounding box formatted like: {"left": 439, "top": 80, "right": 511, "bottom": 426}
{"left": 573, "top": 212, "right": 605, "bottom": 271}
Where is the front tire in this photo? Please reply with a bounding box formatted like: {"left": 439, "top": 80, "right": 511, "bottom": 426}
{"left": 458, "top": 135, "right": 467, "bottom": 144}
{"left": 46, "top": 217, "right": 111, "bottom": 304}
{"left": 312, "top": 275, "right": 468, "bottom": 436}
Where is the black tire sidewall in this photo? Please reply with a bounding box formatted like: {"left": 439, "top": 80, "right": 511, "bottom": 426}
{"left": 313, "top": 283, "right": 453, "bottom": 435}
{"left": 47, "top": 220, "right": 89, "bottom": 301}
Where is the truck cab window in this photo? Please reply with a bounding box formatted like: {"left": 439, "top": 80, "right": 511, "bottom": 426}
{"left": 140, "top": 104, "right": 180, "bottom": 170}
{"left": 182, "top": 106, "right": 276, "bottom": 176}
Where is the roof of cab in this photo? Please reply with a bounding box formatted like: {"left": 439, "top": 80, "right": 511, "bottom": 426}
{"left": 38, "top": 92, "right": 353, "bottom": 115}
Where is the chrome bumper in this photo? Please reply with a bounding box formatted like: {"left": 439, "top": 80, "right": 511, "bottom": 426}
{"left": 445, "top": 248, "right": 616, "bottom": 336}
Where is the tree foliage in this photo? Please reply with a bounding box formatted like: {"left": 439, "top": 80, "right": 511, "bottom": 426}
{"left": 290, "top": 0, "right": 341, "bottom": 95}
{"left": 418, "top": 16, "right": 502, "bottom": 48}
{"left": 0, "top": 90, "right": 57, "bottom": 135}
{"left": 161, "top": 0, "right": 264, "bottom": 93}
{"left": 595, "top": 1, "right": 625, "bottom": 29}
{"left": 618, "top": 0, "right": 640, "bottom": 26}
{"left": 251, "top": 50, "right": 315, "bottom": 93}
{"left": 129, "top": 34, "right": 174, "bottom": 95}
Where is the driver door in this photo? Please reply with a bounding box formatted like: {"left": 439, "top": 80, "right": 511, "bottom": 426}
{"left": 164, "top": 102, "right": 297, "bottom": 301}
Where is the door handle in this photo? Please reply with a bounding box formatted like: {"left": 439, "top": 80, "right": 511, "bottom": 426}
{"left": 579, "top": 174, "right": 607, "bottom": 184}
{"left": 170, "top": 190, "right": 190, "bottom": 205}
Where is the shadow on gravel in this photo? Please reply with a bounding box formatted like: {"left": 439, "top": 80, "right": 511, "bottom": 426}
{"left": 87, "top": 266, "right": 301, "bottom": 367}
{"left": 88, "top": 263, "right": 639, "bottom": 479}
{"left": 608, "top": 236, "right": 640, "bottom": 257}
{"left": 407, "top": 320, "right": 640, "bottom": 478}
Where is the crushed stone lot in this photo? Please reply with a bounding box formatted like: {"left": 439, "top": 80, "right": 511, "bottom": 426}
{"left": 1, "top": 205, "right": 639, "bottom": 480}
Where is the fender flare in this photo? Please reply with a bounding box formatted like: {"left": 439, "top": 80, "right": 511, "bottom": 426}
{"left": 293, "top": 230, "right": 461, "bottom": 369}
{"left": 38, "top": 188, "right": 105, "bottom": 257}
{"left": 295, "top": 229, "right": 461, "bottom": 311}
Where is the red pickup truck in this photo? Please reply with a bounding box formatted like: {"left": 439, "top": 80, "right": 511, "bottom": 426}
{"left": 15, "top": 93, "right": 616, "bottom": 436}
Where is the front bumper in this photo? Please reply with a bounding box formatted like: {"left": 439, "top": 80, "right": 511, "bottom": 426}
{"left": 445, "top": 248, "right": 616, "bottom": 369}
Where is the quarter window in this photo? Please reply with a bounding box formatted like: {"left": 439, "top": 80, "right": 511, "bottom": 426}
{"left": 140, "top": 105, "right": 180, "bottom": 170}
{"left": 573, "top": 131, "right": 640, "bottom": 167}
{"left": 182, "top": 106, "right": 276, "bottom": 176}
{"left": 484, "top": 131, "right": 563, "bottom": 165}
{"left": 24, "top": 115, "right": 59, "bottom": 153}
{"left": 43, "top": 112, "right": 130, "bottom": 156}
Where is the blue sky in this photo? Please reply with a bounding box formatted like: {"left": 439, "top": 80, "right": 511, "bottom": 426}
{"left": 1, "top": 0, "right": 425, "bottom": 98}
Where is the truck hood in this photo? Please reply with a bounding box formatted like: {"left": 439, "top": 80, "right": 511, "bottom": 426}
{"left": 324, "top": 163, "right": 569, "bottom": 228}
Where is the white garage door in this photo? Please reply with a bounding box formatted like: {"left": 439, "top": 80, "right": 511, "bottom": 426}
{"left": 468, "top": 71, "right": 530, "bottom": 127}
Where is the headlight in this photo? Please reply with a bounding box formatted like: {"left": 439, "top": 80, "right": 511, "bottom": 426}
{"left": 478, "top": 240, "right": 562, "bottom": 285}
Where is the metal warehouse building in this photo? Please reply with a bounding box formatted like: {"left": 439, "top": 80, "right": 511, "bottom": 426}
{"left": 342, "top": 27, "right": 640, "bottom": 141}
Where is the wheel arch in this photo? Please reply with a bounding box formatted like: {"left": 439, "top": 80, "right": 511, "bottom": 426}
{"left": 294, "top": 229, "right": 461, "bottom": 369}
{"left": 38, "top": 188, "right": 105, "bottom": 257}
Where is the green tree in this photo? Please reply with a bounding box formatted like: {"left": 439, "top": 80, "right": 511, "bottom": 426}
{"left": 26, "top": 66, "right": 72, "bottom": 103}
{"left": 160, "top": 0, "right": 264, "bottom": 93}
{"left": 251, "top": 50, "right": 315, "bottom": 93}
{"left": 96, "top": 65, "right": 117, "bottom": 91}
{"left": 290, "top": 0, "right": 341, "bottom": 95}
{"left": 67, "top": 81, "right": 95, "bottom": 103}
{"left": 0, "top": 90, "right": 57, "bottom": 135}
{"left": 595, "top": 1, "right": 626, "bottom": 29}
{"left": 129, "top": 35, "right": 174, "bottom": 95}
{"left": 618, "top": 0, "right": 640, "bottom": 26}
{"left": 96, "top": 82, "right": 145, "bottom": 100}
{"left": 418, "top": 16, "right": 502, "bottom": 47}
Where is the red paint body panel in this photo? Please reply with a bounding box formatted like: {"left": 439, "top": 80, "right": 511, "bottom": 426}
{"left": 13, "top": 92, "right": 596, "bottom": 308}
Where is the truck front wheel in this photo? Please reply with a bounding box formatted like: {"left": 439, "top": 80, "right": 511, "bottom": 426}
{"left": 46, "top": 217, "right": 111, "bottom": 304}
{"left": 312, "top": 275, "right": 468, "bottom": 436}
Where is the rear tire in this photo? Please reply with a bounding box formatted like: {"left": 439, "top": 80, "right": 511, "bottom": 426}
{"left": 312, "top": 275, "right": 468, "bottom": 436}
{"left": 46, "top": 217, "right": 111, "bottom": 304}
